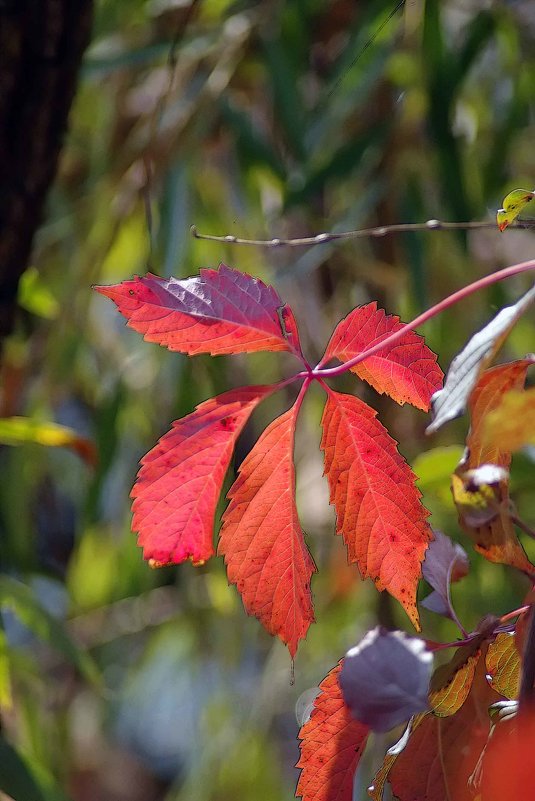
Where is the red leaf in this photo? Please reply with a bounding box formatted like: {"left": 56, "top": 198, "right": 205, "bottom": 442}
{"left": 131, "top": 386, "right": 272, "bottom": 567}
{"left": 94, "top": 264, "right": 304, "bottom": 358}
{"left": 321, "top": 390, "right": 432, "bottom": 629}
{"left": 481, "top": 713, "right": 535, "bottom": 800}
{"left": 321, "top": 303, "right": 443, "bottom": 411}
{"left": 389, "top": 654, "right": 499, "bottom": 801}
{"left": 218, "top": 404, "right": 316, "bottom": 657}
{"left": 296, "top": 661, "right": 369, "bottom": 801}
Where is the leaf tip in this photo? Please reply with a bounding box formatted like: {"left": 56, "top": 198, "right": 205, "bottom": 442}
{"left": 148, "top": 558, "right": 170, "bottom": 569}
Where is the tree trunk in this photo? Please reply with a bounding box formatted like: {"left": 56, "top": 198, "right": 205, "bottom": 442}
{"left": 0, "top": 0, "right": 93, "bottom": 338}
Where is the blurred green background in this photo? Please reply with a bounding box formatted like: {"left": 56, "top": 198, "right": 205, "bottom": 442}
{"left": 1, "top": 0, "right": 535, "bottom": 799}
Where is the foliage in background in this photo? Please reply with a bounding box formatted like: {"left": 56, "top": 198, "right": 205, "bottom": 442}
{"left": 1, "top": 1, "right": 535, "bottom": 799}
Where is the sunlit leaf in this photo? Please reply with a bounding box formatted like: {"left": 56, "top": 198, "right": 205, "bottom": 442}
{"left": 322, "top": 303, "right": 443, "bottom": 411}
{"left": 340, "top": 628, "right": 432, "bottom": 732}
{"left": 219, "top": 404, "right": 316, "bottom": 657}
{"left": 429, "top": 647, "right": 482, "bottom": 717}
{"left": 426, "top": 285, "right": 535, "bottom": 434}
{"left": 296, "top": 661, "right": 369, "bottom": 801}
{"left": 496, "top": 188, "right": 535, "bottom": 231}
{"left": 451, "top": 465, "right": 508, "bottom": 528}
{"left": 321, "top": 390, "right": 432, "bottom": 630}
{"left": 485, "top": 633, "right": 520, "bottom": 700}
{"left": 452, "top": 471, "right": 535, "bottom": 576}
{"left": 466, "top": 360, "right": 535, "bottom": 469}
{"left": 94, "top": 264, "right": 304, "bottom": 358}
{"left": 131, "top": 386, "right": 273, "bottom": 567}
{"left": 0, "top": 417, "right": 96, "bottom": 466}
{"left": 483, "top": 387, "right": 535, "bottom": 453}
{"left": 388, "top": 656, "right": 498, "bottom": 801}
{"left": 413, "top": 446, "right": 465, "bottom": 491}
{"left": 452, "top": 361, "right": 535, "bottom": 576}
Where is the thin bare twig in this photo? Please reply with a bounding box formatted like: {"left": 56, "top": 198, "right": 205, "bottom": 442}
{"left": 512, "top": 514, "right": 535, "bottom": 541}
{"left": 190, "top": 219, "right": 535, "bottom": 248}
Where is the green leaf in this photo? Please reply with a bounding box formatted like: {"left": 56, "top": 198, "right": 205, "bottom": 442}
{"left": 0, "top": 577, "right": 101, "bottom": 688}
{"left": 413, "top": 446, "right": 464, "bottom": 491}
{"left": 496, "top": 188, "right": 535, "bottom": 231}
{"left": 0, "top": 417, "right": 96, "bottom": 466}
{"left": 0, "top": 624, "right": 12, "bottom": 709}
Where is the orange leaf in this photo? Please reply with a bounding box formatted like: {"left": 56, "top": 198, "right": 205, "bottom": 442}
{"left": 485, "top": 633, "right": 520, "bottom": 700}
{"left": 453, "top": 359, "right": 535, "bottom": 576}
{"left": 321, "top": 391, "right": 432, "bottom": 629}
{"left": 131, "top": 386, "right": 272, "bottom": 566}
{"left": 480, "top": 713, "right": 535, "bottom": 800}
{"left": 218, "top": 405, "right": 316, "bottom": 657}
{"left": 388, "top": 655, "right": 498, "bottom": 801}
{"left": 322, "top": 303, "right": 443, "bottom": 411}
{"left": 483, "top": 386, "right": 535, "bottom": 453}
{"left": 466, "top": 359, "right": 534, "bottom": 469}
{"left": 296, "top": 661, "right": 369, "bottom": 801}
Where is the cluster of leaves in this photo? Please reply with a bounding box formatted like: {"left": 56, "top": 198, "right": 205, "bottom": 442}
{"left": 296, "top": 286, "right": 535, "bottom": 800}
{"left": 95, "top": 264, "right": 443, "bottom": 655}
{"left": 96, "top": 264, "right": 535, "bottom": 800}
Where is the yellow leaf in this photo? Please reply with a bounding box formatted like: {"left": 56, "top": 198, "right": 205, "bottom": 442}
{"left": 429, "top": 649, "right": 481, "bottom": 717}
{"left": 496, "top": 188, "right": 535, "bottom": 231}
{"left": 0, "top": 417, "right": 96, "bottom": 466}
{"left": 485, "top": 633, "right": 520, "bottom": 700}
{"left": 452, "top": 471, "right": 535, "bottom": 577}
{"left": 483, "top": 387, "right": 535, "bottom": 452}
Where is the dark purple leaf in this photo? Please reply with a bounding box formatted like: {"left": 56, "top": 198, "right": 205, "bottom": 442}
{"left": 339, "top": 627, "right": 432, "bottom": 732}
{"left": 422, "top": 530, "right": 469, "bottom": 618}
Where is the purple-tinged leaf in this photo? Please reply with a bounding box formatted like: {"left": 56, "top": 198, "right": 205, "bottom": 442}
{"left": 94, "top": 264, "right": 304, "bottom": 358}
{"left": 426, "top": 283, "right": 535, "bottom": 434}
{"left": 422, "top": 530, "right": 469, "bottom": 619}
{"left": 339, "top": 627, "right": 432, "bottom": 732}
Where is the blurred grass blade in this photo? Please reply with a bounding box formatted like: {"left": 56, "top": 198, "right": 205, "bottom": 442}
{"left": 0, "top": 734, "right": 71, "bottom": 801}
{"left": 0, "top": 576, "right": 101, "bottom": 688}
{"left": 0, "top": 417, "right": 96, "bottom": 466}
{"left": 0, "top": 624, "right": 12, "bottom": 709}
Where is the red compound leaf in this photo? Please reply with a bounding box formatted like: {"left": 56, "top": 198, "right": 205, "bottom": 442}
{"left": 94, "top": 264, "right": 304, "bottom": 358}
{"left": 132, "top": 386, "right": 273, "bottom": 567}
{"left": 321, "top": 390, "right": 432, "bottom": 630}
{"left": 322, "top": 303, "right": 443, "bottom": 411}
{"left": 296, "top": 661, "right": 369, "bottom": 801}
{"left": 218, "top": 403, "right": 316, "bottom": 657}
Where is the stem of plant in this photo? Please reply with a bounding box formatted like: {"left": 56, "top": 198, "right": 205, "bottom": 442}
{"left": 190, "top": 219, "right": 535, "bottom": 248}
{"left": 312, "top": 259, "right": 535, "bottom": 378}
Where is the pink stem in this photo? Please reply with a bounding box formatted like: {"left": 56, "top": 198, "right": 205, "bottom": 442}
{"left": 499, "top": 605, "right": 531, "bottom": 625}
{"left": 314, "top": 259, "right": 535, "bottom": 378}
